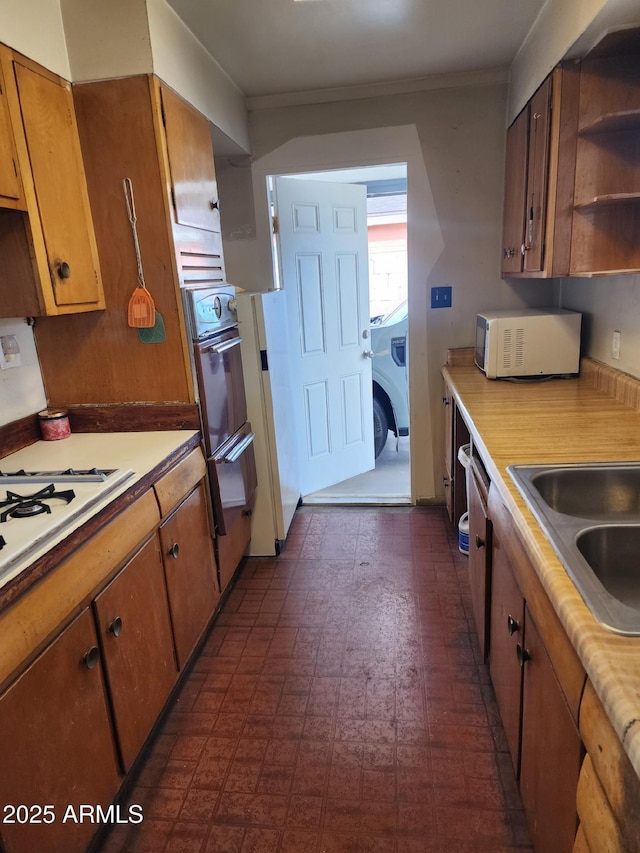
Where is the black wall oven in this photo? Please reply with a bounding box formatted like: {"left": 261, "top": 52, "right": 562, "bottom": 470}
{"left": 182, "top": 285, "right": 257, "bottom": 588}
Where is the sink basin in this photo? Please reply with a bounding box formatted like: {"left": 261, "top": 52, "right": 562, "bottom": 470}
{"left": 508, "top": 463, "right": 640, "bottom": 635}
{"left": 530, "top": 465, "right": 640, "bottom": 520}
{"left": 576, "top": 526, "right": 640, "bottom": 610}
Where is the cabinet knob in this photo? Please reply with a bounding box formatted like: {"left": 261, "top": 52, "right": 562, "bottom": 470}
{"left": 507, "top": 615, "right": 520, "bottom": 636}
{"left": 503, "top": 248, "right": 516, "bottom": 259}
{"left": 109, "top": 617, "right": 123, "bottom": 637}
{"left": 516, "top": 643, "right": 531, "bottom": 667}
{"left": 167, "top": 542, "right": 180, "bottom": 559}
{"left": 83, "top": 646, "right": 100, "bottom": 670}
{"left": 442, "top": 397, "right": 450, "bottom": 407}
{"left": 210, "top": 199, "right": 219, "bottom": 211}
{"left": 442, "top": 476, "right": 449, "bottom": 489}
{"left": 57, "top": 261, "right": 71, "bottom": 280}
{"left": 475, "top": 534, "right": 485, "bottom": 549}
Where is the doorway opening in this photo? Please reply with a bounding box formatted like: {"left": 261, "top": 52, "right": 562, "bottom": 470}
{"left": 271, "top": 163, "right": 410, "bottom": 505}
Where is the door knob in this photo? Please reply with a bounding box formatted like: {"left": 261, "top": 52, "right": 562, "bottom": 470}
{"left": 363, "top": 350, "right": 375, "bottom": 359}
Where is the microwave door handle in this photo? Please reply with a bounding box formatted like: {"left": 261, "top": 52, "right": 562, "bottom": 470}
{"left": 205, "top": 336, "right": 244, "bottom": 355}
{"left": 223, "top": 431, "right": 256, "bottom": 463}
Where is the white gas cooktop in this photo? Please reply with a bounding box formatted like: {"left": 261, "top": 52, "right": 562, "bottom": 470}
{"left": 0, "top": 467, "right": 134, "bottom": 585}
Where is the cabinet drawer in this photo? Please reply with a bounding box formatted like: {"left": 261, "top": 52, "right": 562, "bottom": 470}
{"left": 154, "top": 447, "right": 207, "bottom": 518}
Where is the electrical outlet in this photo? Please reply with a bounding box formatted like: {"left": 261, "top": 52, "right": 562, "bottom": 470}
{"left": 431, "top": 286, "right": 452, "bottom": 309}
{"left": 0, "top": 335, "right": 21, "bottom": 370}
{"left": 612, "top": 330, "right": 621, "bottom": 360}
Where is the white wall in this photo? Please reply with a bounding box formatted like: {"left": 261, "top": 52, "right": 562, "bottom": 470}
{"left": 218, "top": 82, "right": 556, "bottom": 502}
{"left": 0, "top": 319, "right": 46, "bottom": 423}
{"left": 146, "top": 0, "right": 250, "bottom": 153}
{"left": 509, "top": 0, "right": 640, "bottom": 122}
{"left": 562, "top": 276, "right": 640, "bottom": 378}
{"left": 61, "top": 0, "right": 250, "bottom": 154}
{"left": 0, "top": 0, "right": 70, "bottom": 77}
{"left": 61, "top": 0, "right": 154, "bottom": 80}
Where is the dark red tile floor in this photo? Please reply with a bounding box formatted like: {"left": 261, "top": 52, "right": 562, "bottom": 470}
{"left": 100, "top": 506, "right": 533, "bottom": 853}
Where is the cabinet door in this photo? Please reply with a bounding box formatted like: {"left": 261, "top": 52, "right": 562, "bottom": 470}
{"left": 160, "top": 84, "right": 220, "bottom": 233}
{"left": 159, "top": 481, "right": 220, "bottom": 668}
{"left": 468, "top": 468, "right": 491, "bottom": 660}
{"left": 443, "top": 391, "right": 454, "bottom": 520}
{"left": 0, "top": 610, "right": 120, "bottom": 853}
{"left": 12, "top": 57, "right": 104, "bottom": 310}
{"left": 0, "top": 61, "right": 23, "bottom": 208}
{"left": 523, "top": 78, "right": 552, "bottom": 273}
{"left": 94, "top": 535, "right": 177, "bottom": 771}
{"left": 501, "top": 107, "right": 528, "bottom": 275}
{"left": 489, "top": 525, "right": 525, "bottom": 776}
{"left": 520, "top": 609, "right": 581, "bottom": 853}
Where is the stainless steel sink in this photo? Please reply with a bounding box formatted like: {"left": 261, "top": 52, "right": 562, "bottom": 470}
{"left": 508, "top": 463, "right": 640, "bottom": 636}
{"left": 530, "top": 466, "right": 640, "bottom": 520}
{"left": 576, "top": 526, "right": 640, "bottom": 610}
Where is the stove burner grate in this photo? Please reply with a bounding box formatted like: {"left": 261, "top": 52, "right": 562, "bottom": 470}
{"left": 0, "top": 484, "right": 76, "bottom": 523}
{"left": 0, "top": 468, "right": 117, "bottom": 484}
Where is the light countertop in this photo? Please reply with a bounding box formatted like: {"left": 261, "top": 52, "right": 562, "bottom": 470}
{"left": 0, "top": 430, "right": 199, "bottom": 597}
{"left": 442, "top": 360, "right": 640, "bottom": 780}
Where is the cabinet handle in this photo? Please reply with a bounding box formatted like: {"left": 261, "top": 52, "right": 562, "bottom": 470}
{"left": 109, "top": 617, "right": 123, "bottom": 637}
{"left": 442, "top": 397, "right": 450, "bottom": 407}
{"left": 83, "top": 646, "right": 100, "bottom": 670}
{"left": 167, "top": 542, "right": 180, "bottom": 559}
{"left": 516, "top": 643, "right": 531, "bottom": 667}
{"left": 442, "top": 476, "right": 449, "bottom": 489}
{"left": 503, "top": 247, "right": 516, "bottom": 259}
{"left": 57, "top": 261, "right": 71, "bottom": 280}
{"left": 507, "top": 615, "right": 520, "bottom": 635}
{"left": 475, "top": 534, "right": 485, "bottom": 549}
{"left": 210, "top": 199, "right": 219, "bottom": 210}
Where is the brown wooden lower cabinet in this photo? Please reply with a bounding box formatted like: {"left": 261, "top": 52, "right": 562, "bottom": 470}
{"left": 489, "top": 521, "right": 525, "bottom": 777}
{"left": 93, "top": 534, "right": 178, "bottom": 770}
{"left": 159, "top": 481, "right": 220, "bottom": 668}
{"left": 520, "top": 609, "right": 582, "bottom": 853}
{"left": 0, "top": 610, "right": 120, "bottom": 853}
{"left": 577, "top": 680, "right": 640, "bottom": 853}
{"left": 489, "top": 501, "right": 580, "bottom": 852}
{"left": 0, "top": 449, "right": 222, "bottom": 853}
{"left": 467, "top": 461, "right": 491, "bottom": 660}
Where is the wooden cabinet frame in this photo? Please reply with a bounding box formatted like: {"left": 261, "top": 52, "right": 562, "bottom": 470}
{"left": 501, "top": 64, "right": 580, "bottom": 279}
{"left": 0, "top": 46, "right": 105, "bottom": 316}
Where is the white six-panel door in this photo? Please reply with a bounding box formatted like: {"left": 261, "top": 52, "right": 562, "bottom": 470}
{"left": 274, "top": 176, "right": 374, "bottom": 495}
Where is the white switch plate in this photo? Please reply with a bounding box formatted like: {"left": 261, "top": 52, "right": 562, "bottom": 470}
{"left": 612, "top": 330, "right": 621, "bottom": 360}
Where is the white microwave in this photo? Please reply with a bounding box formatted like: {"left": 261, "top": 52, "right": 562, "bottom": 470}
{"left": 475, "top": 308, "right": 582, "bottom": 379}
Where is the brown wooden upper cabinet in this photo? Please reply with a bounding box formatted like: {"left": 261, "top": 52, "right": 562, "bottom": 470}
{"left": 571, "top": 47, "right": 640, "bottom": 275}
{"left": 501, "top": 64, "right": 579, "bottom": 279}
{"left": 0, "top": 46, "right": 105, "bottom": 317}
{"left": 159, "top": 83, "right": 221, "bottom": 234}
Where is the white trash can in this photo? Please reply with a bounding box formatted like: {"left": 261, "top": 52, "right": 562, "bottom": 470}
{"left": 458, "top": 511, "right": 470, "bottom": 555}
{"left": 456, "top": 444, "right": 472, "bottom": 554}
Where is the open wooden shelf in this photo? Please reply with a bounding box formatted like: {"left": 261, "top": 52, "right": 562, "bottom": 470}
{"left": 579, "top": 109, "right": 640, "bottom": 136}
{"left": 574, "top": 192, "right": 640, "bottom": 210}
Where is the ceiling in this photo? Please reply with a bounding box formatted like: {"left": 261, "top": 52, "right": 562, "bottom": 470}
{"left": 165, "top": 0, "right": 547, "bottom": 100}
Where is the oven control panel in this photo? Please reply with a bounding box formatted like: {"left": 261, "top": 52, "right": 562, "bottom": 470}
{"left": 182, "top": 285, "right": 238, "bottom": 341}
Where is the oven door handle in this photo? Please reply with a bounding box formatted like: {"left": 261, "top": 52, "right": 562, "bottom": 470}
{"left": 205, "top": 336, "right": 244, "bottom": 355}
{"left": 221, "top": 431, "right": 256, "bottom": 464}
